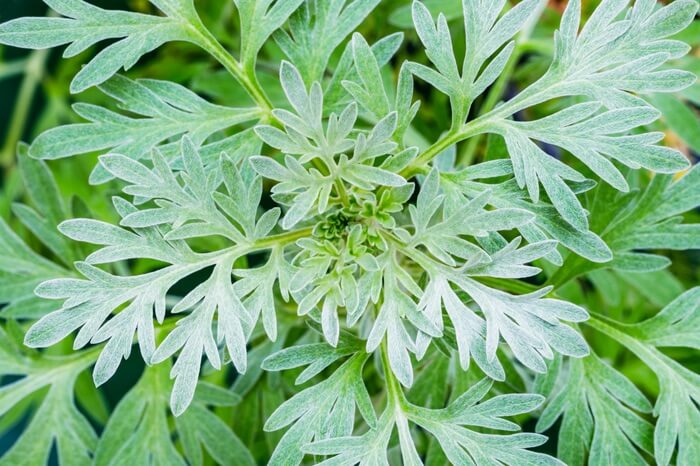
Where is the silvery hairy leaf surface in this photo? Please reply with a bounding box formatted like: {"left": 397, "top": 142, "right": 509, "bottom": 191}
{"left": 0, "top": 0, "right": 698, "bottom": 464}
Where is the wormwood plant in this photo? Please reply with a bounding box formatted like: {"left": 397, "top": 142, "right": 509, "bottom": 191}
{"left": 0, "top": 0, "right": 699, "bottom": 464}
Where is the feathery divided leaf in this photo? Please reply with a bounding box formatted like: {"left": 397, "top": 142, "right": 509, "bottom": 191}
{"left": 0, "top": 0, "right": 207, "bottom": 93}
{"left": 0, "top": 337, "right": 98, "bottom": 466}
{"left": 1, "top": 0, "right": 698, "bottom": 464}
{"left": 31, "top": 76, "right": 260, "bottom": 185}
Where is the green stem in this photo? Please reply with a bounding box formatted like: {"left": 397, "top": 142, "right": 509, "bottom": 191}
{"left": 460, "top": 0, "right": 547, "bottom": 165}
{"left": 187, "top": 24, "right": 336, "bottom": 179}
{"left": 584, "top": 314, "right": 658, "bottom": 363}
{"left": 401, "top": 118, "right": 492, "bottom": 178}
{"left": 0, "top": 58, "right": 28, "bottom": 80}
{"left": 1, "top": 49, "right": 49, "bottom": 168}
{"left": 402, "top": 70, "right": 563, "bottom": 178}
{"left": 46, "top": 344, "right": 103, "bottom": 372}
{"left": 586, "top": 314, "right": 694, "bottom": 388}
{"left": 460, "top": 46, "right": 522, "bottom": 165}
{"left": 380, "top": 339, "right": 408, "bottom": 410}
{"left": 188, "top": 26, "right": 274, "bottom": 120}
{"left": 253, "top": 226, "right": 313, "bottom": 249}
{"left": 334, "top": 178, "right": 351, "bottom": 207}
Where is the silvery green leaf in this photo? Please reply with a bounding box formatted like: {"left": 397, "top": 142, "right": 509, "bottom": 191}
{"left": 101, "top": 139, "right": 248, "bottom": 242}
{"left": 234, "top": 247, "right": 293, "bottom": 342}
{"left": 415, "top": 274, "right": 505, "bottom": 380}
{"left": 29, "top": 75, "right": 260, "bottom": 179}
{"left": 218, "top": 157, "right": 264, "bottom": 238}
{"left": 409, "top": 0, "right": 540, "bottom": 126}
{"left": 464, "top": 238, "right": 557, "bottom": 279}
{"left": 262, "top": 335, "right": 363, "bottom": 386}
{"left": 325, "top": 32, "right": 404, "bottom": 111}
{"left": 442, "top": 169, "right": 613, "bottom": 263}
{"left": 343, "top": 34, "right": 420, "bottom": 141}
{"left": 410, "top": 169, "right": 534, "bottom": 267}
{"left": 499, "top": 104, "right": 688, "bottom": 224}
{"left": 264, "top": 353, "right": 374, "bottom": 466}
{"left": 587, "top": 292, "right": 700, "bottom": 466}
{"left": 344, "top": 33, "right": 391, "bottom": 119}
{"left": 451, "top": 274, "right": 589, "bottom": 373}
{"left": 536, "top": 353, "right": 653, "bottom": 466}
{"left": 0, "top": 345, "right": 97, "bottom": 466}
{"left": 303, "top": 410, "right": 394, "bottom": 465}
{"left": 549, "top": 0, "right": 698, "bottom": 102}
{"left": 311, "top": 377, "right": 562, "bottom": 466}
{"left": 408, "top": 385, "right": 562, "bottom": 466}
{"left": 233, "top": 0, "right": 305, "bottom": 70}
{"left": 250, "top": 155, "right": 333, "bottom": 229}
{"left": 340, "top": 161, "right": 407, "bottom": 189}
{"left": 26, "top": 263, "right": 174, "bottom": 376}
{"left": 274, "top": 0, "right": 380, "bottom": 83}
{"left": 366, "top": 254, "right": 442, "bottom": 387}
{"left": 629, "top": 287, "right": 700, "bottom": 349}
{"left": 0, "top": 0, "right": 206, "bottom": 93}
{"left": 499, "top": 125, "right": 590, "bottom": 231}
{"left": 151, "top": 256, "right": 251, "bottom": 415}
{"left": 59, "top": 215, "right": 189, "bottom": 265}
{"left": 646, "top": 357, "right": 700, "bottom": 466}
{"left": 94, "top": 365, "right": 186, "bottom": 466}
{"left": 25, "top": 220, "right": 254, "bottom": 412}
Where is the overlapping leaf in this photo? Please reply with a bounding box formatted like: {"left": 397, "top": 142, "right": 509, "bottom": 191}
{"left": 274, "top": 0, "right": 380, "bottom": 83}
{"left": 31, "top": 76, "right": 260, "bottom": 184}
{"left": 536, "top": 353, "right": 654, "bottom": 466}
{"left": 0, "top": 331, "right": 98, "bottom": 466}
{"left": 0, "top": 0, "right": 206, "bottom": 93}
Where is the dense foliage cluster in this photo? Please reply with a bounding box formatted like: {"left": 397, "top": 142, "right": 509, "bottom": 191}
{"left": 0, "top": 0, "right": 699, "bottom": 465}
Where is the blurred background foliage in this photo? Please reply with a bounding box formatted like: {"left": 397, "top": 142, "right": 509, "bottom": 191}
{"left": 0, "top": 0, "right": 698, "bottom": 463}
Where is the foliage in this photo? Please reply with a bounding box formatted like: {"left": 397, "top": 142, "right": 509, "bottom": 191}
{"left": 0, "top": 0, "right": 699, "bottom": 465}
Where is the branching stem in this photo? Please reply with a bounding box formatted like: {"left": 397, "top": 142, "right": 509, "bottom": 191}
{"left": 253, "top": 226, "right": 313, "bottom": 249}
{"left": 401, "top": 118, "right": 492, "bottom": 178}
{"left": 188, "top": 25, "right": 274, "bottom": 121}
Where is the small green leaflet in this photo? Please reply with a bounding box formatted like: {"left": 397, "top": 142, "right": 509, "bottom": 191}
{"left": 343, "top": 33, "right": 420, "bottom": 140}
{"left": 233, "top": 0, "right": 305, "bottom": 72}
